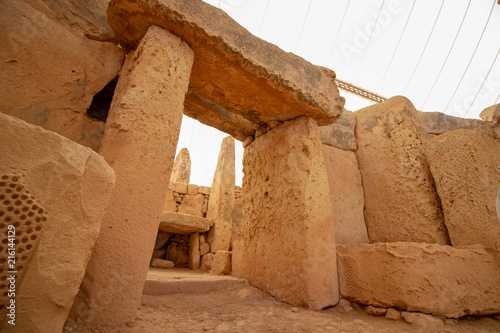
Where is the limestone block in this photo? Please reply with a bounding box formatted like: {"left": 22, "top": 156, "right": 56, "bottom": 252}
{"left": 188, "top": 233, "right": 200, "bottom": 270}
{"left": 108, "top": 0, "right": 345, "bottom": 135}
{"left": 198, "top": 186, "right": 211, "bottom": 195}
{"left": 70, "top": 26, "right": 194, "bottom": 327}
{"left": 0, "top": 113, "right": 115, "bottom": 331}
{"left": 0, "top": 0, "right": 124, "bottom": 135}
{"left": 154, "top": 232, "right": 172, "bottom": 250}
{"left": 170, "top": 148, "right": 191, "bottom": 184}
{"left": 386, "top": 308, "right": 401, "bottom": 320}
{"left": 319, "top": 110, "right": 357, "bottom": 151}
{"left": 177, "top": 193, "right": 205, "bottom": 218}
{"left": 231, "top": 190, "right": 246, "bottom": 248}
{"left": 163, "top": 189, "right": 177, "bottom": 212}
{"left": 354, "top": 96, "right": 448, "bottom": 244}
{"left": 426, "top": 130, "right": 500, "bottom": 249}
{"left": 419, "top": 111, "right": 496, "bottom": 138}
{"left": 233, "top": 117, "right": 338, "bottom": 310}
{"left": 174, "top": 182, "right": 188, "bottom": 195}
{"left": 210, "top": 251, "right": 231, "bottom": 276}
{"left": 187, "top": 184, "right": 199, "bottom": 196}
{"left": 159, "top": 212, "right": 211, "bottom": 234}
{"left": 336, "top": 243, "right": 500, "bottom": 318}
{"left": 207, "top": 136, "right": 235, "bottom": 253}
{"left": 151, "top": 259, "right": 174, "bottom": 269}
{"left": 200, "top": 243, "right": 210, "bottom": 256}
{"left": 479, "top": 103, "right": 500, "bottom": 124}
{"left": 366, "top": 306, "right": 387, "bottom": 316}
{"left": 322, "top": 145, "right": 367, "bottom": 244}
{"left": 401, "top": 312, "right": 443, "bottom": 329}
{"left": 201, "top": 253, "right": 215, "bottom": 272}
{"left": 152, "top": 250, "right": 166, "bottom": 259}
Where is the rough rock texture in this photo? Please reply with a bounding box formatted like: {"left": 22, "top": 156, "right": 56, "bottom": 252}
{"left": 0, "top": 0, "right": 124, "bottom": 149}
{"left": 177, "top": 193, "right": 205, "bottom": 218}
{"left": 366, "top": 306, "right": 387, "bottom": 316}
{"left": 426, "top": 130, "right": 500, "bottom": 249}
{"left": 401, "top": 312, "right": 444, "bottom": 329}
{"left": 233, "top": 117, "right": 338, "bottom": 310}
{"left": 336, "top": 242, "right": 500, "bottom": 318}
{"left": 160, "top": 209, "right": 212, "bottom": 234}
{"left": 151, "top": 259, "right": 175, "bottom": 269}
{"left": 319, "top": 110, "right": 357, "bottom": 151}
{"left": 69, "top": 26, "right": 194, "bottom": 327}
{"left": 479, "top": 104, "right": 500, "bottom": 124}
{"left": 207, "top": 137, "right": 235, "bottom": 253}
{"left": 322, "top": 145, "right": 368, "bottom": 244}
{"left": 163, "top": 189, "right": 177, "bottom": 212}
{"left": 231, "top": 186, "right": 245, "bottom": 248}
{"left": 188, "top": 233, "right": 200, "bottom": 270}
{"left": 0, "top": 113, "right": 115, "bottom": 331}
{"left": 170, "top": 148, "right": 191, "bottom": 184}
{"left": 107, "top": 0, "right": 345, "bottom": 140}
{"left": 201, "top": 253, "right": 215, "bottom": 272}
{"left": 210, "top": 250, "right": 232, "bottom": 276}
{"left": 355, "top": 96, "right": 448, "bottom": 244}
{"left": 419, "top": 111, "right": 497, "bottom": 139}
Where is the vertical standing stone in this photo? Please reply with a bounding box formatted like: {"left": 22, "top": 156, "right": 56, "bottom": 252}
{"left": 233, "top": 117, "right": 339, "bottom": 310}
{"left": 207, "top": 136, "right": 235, "bottom": 253}
{"left": 188, "top": 233, "right": 200, "bottom": 270}
{"left": 170, "top": 148, "right": 191, "bottom": 184}
{"left": 69, "top": 26, "right": 194, "bottom": 327}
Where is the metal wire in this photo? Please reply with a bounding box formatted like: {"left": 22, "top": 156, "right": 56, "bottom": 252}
{"left": 349, "top": 0, "right": 386, "bottom": 84}
{"left": 421, "top": 0, "right": 472, "bottom": 110}
{"left": 376, "top": 0, "right": 416, "bottom": 93}
{"left": 403, "top": 0, "right": 445, "bottom": 95}
{"left": 258, "top": 0, "right": 271, "bottom": 36}
{"left": 295, "top": 0, "right": 313, "bottom": 53}
{"left": 443, "top": 0, "right": 497, "bottom": 114}
{"left": 325, "top": 0, "right": 351, "bottom": 67}
{"left": 463, "top": 47, "right": 499, "bottom": 118}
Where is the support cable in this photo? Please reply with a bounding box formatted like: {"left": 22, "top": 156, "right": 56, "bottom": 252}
{"left": 376, "top": 0, "right": 416, "bottom": 93}
{"left": 295, "top": 0, "right": 313, "bottom": 53}
{"left": 325, "top": 0, "right": 351, "bottom": 67}
{"left": 258, "top": 0, "right": 271, "bottom": 36}
{"left": 403, "top": 0, "right": 445, "bottom": 95}
{"left": 349, "top": 0, "right": 386, "bottom": 84}
{"left": 443, "top": 0, "right": 496, "bottom": 113}
{"left": 421, "top": 0, "right": 472, "bottom": 110}
{"left": 463, "top": 48, "right": 499, "bottom": 118}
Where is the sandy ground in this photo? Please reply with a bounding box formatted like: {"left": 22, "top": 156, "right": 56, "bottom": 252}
{"left": 65, "top": 280, "right": 500, "bottom": 333}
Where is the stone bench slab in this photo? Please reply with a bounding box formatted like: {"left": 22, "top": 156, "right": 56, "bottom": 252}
{"left": 159, "top": 211, "right": 211, "bottom": 234}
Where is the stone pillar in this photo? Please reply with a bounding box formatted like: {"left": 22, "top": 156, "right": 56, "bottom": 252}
{"left": 188, "top": 233, "right": 200, "bottom": 270}
{"left": 170, "top": 148, "right": 191, "bottom": 184}
{"left": 207, "top": 136, "right": 235, "bottom": 253}
{"left": 233, "top": 117, "right": 339, "bottom": 310}
{"left": 70, "top": 26, "right": 194, "bottom": 326}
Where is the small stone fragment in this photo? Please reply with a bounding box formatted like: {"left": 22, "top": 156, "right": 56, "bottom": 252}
{"left": 401, "top": 312, "right": 444, "bottom": 328}
{"left": 198, "top": 186, "right": 211, "bottom": 195}
{"left": 385, "top": 308, "right": 401, "bottom": 320}
{"left": 366, "top": 305, "right": 387, "bottom": 316}
{"left": 187, "top": 184, "right": 199, "bottom": 195}
{"left": 338, "top": 299, "right": 353, "bottom": 312}
{"left": 151, "top": 259, "right": 175, "bottom": 269}
{"left": 175, "top": 182, "right": 188, "bottom": 195}
{"left": 201, "top": 253, "right": 215, "bottom": 272}
{"left": 242, "top": 136, "right": 253, "bottom": 148}
{"left": 210, "top": 250, "right": 231, "bottom": 275}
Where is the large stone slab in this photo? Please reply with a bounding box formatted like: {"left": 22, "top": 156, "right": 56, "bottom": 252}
{"left": 426, "top": 130, "right": 500, "bottom": 250}
{"left": 207, "top": 136, "right": 235, "bottom": 253}
{"left": 337, "top": 242, "right": 500, "bottom": 318}
{"left": 480, "top": 103, "right": 500, "bottom": 124}
{"left": 159, "top": 212, "right": 211, "bottom": 234}
{"left": 354, "top": 96, "right": 448, "bottom": 244}
{"left": 0, "top": 113, "right": 115, "bottom": 331}
{"left": 170, "top": 148, "right": 191, "bottom": 184}
{"left": 107, "top": 0, "right": 345, "bottom": 140}
{"left": 319, "top": 110, "right": 357, "bottom": 151}
{"left": 0, "top": 0, "right": 124, "bottom": 147}
{"left": 233, "top": 117, "right": 338, "bottom": 310}
{"left": 69, "top": 26, "right": 194, "bottom": 327}
{"left": 322, "top": 145, "right": 368, "bottom": 244}
{"left": 419, "top": 111, "right": 497, "bottom": 139}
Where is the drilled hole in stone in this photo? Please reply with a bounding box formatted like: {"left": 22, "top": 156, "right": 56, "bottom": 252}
{"left": 31, "top": 205, "right": 38, "bottom": 210}
{"left": 26, "top": 227, "right": 33, "bottom": 234}
{"left": 21, "top": 238, "right": 28, "bottom": 244}
{"left": 20, "top": 215, "right": 26, "bottom": 220}
{"left": 0, "top": 276, "right": 6, "bottom": 281}
{"left": 26, "top": 244, "right": 33, "bottom": 250}
{"left": 13, "top": 222, "right": 20, "bottom": 228}
{"left": 14, "top": 200, "right": 21, "bottom": 206}
{"left": 20, "top": 195, "right": 28, "bottom": 200}
{"left": 28, "top": 212, "right": 34, "bottom": 217}
{"left": 5, "top": 217, "right": 11, "bottom": 223}
{"left": 27, "top": 199, "right": 33, "bottom": 205}
{"left": 35, "top": 217, "right": 41, "bottom": 223}
{"left": 30, "top": 235, "right": 37, "bottom": 241}
{"left": 6, "top": 207, "right": 13, "bottom": 212}
{"left": 16, "top": 231, "right": 22, "bottom": 237}
{"left": 0, "top": 259, "right": 5, "bottom": 264}
{"left": 11, "top": 194, "right": 18, "bottom": 199}
{"left": 3, "top": 200, "right": 10, "bottom": 206}
{"left": 0, "top": 224, "right": 4, "bottom": 230}
{"left": 11, "top": 176, "right": 18, "bottom": 182}
{"left": 8, "top": 184, "right": 15, "bottom": 189}
{"left": 37, "top": 208, "right": 44, "bottom": 214}
{"left": 0, "top": 211, "right": 4, "bottom": 217}
{"left": 25, "top": 221, "right": 31, "bottom": 226}
{"left": 0, "top": 284, "right": 6, "bottom": 290}
{"left": 35, "top": 226, "right": 42, "bottom": 231}
{"left": 1, "top": 175, "right": 8, "bottom": 180}
{"left": 13, "top": 209, "right": 20, "bottom": 215}
{"left": 5, "top": 188, "right": 12, "bottom": 194}
{"left": 3, "top": 292, "right": 8, "bottom": 297}
{"left": 21, "top": 206, "right": 29, "bottom": 212}
{"left": 0, "top": 194, "right": 4, "bottom": 200}
{"left": 1, "top": 239, "right": 7, "bottom": 245}
{"left": 15, "top": 186, "right": 22, "bottom": 192}
{"left": 41, "top": 217, "right": 47, "bottom": 222}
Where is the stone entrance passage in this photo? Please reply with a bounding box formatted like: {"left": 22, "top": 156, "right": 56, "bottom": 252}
{"left": 233, "top": 118, "right": 339, "bottom": 310}
{"left": 70, "top": 26, "right": 194, "bottom": 326}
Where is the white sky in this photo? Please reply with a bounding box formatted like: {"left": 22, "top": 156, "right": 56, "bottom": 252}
{"left": 176, "top": 0, "right": 500, "bottom": 187}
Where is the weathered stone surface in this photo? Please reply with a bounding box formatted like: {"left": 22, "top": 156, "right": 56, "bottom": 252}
{"left": 401, "top": 312, "right": 444, "bottom": 329}
{"left": 419, "top": 111, "right": 496, "bottom": 138}
{"left": 479, "top": 103, "right": 500, "bottom": 124}
{"left": 154, "top": 231, "right": 172, "bottom": 250}
{"left": 337, "top": 243, "right": 500, "bottom": 318}
{"left": 207, "top": 136, "right": 235, "bottom": 253}
{"left": 159, "top": 212, "right": 211, "bottom": 234}
{"left": 151, "top": 250, "right": 166, "bottom": 259}
{"left": 210, "top": 250, "right": 232, "bottom": 276}
{"left": 0, "top": 0, "right": 124, "bottom": 143}
{"left": 231, "top": 186, "right": 245, "bottom": 248}
{"left": 188, "top": 233, "right": 200, "bottom": 270}
{"left": 70, "top": 26, "right": 194, "bottom": 327}
{"left": 177, "top": 193, "right": 205, "bottom": 218}
{"left": 385, "top": 308, "right": 401, "bottom": 320}
{"left": 322, "top": 145, "right": 367, "bottom": 244}
{"left": 366, "top": 306, "right": 387, "bottom": 316}
{"left": 200, "top": 242, "right": 210, "bottom": 256}
{"left": 338, "top": 299, "right": 353, "bottom": 312}
{"left": 151, "top": 259, "right": 175, "bottom": 269}
{"left": 107, "top": 0, "right": 345, "bottom": 140}
{"left": 355, "top": 96, "right": 448, "bottom": 244}
{"left": 174, "top": 182, "right": 188, "bottom": 195}
{"left": 233, "top": 117, "right": 338, "bottom": 310}
{"left": 497, "top": 185, "right": 500, "bottom": 222}
{"left": 426, "top": 130, "right": 500, "bottom": 249}
{"left": 163, "top": 189, "right": 177, "bottom": 212}
{"left": 0, "top": 113, "right": 115, "bottom": 331}
{"left": 319, "top": 110, "right": 357, "bottom": 151}
{"left": 170, "top": 148, "right": 191, "bottom": 184}
{"left": 201, "top": 253, "right": 215, "bottom": 272}
{"left": 198, "top": 186, "right": 211, "bottom": 196}
{"left": 187, "top": 184, "right": 198, "bottom": 196}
